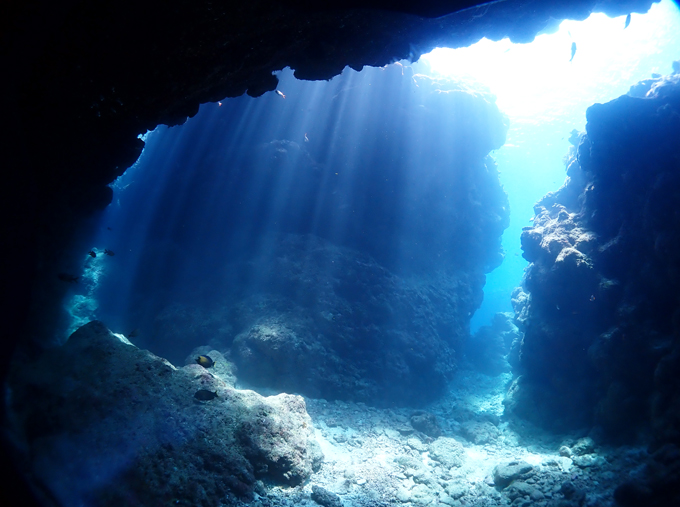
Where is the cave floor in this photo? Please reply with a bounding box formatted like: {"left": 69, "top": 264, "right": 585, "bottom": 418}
{"left": 246, "top": 369, "right": 646, "bottom": 507}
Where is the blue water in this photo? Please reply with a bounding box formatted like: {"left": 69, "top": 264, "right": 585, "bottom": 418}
{"left": 76, "top": 64, "right": 507, "bottom": 364}
{"left": 68, "top": 1, "right": 680, "bottom": 349}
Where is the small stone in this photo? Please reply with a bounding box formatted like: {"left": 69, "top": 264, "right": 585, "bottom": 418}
{"left": 311, "top": 485, "right": 343, "bottom": 507}
{"left": 446, "top": 482, "right": 467, "bottom": 499}
{"left": 384, "top": 428, "right": 401, "bottom": 439}
{"left": 493, "top": 460, "right": 534, "bottom": 489}
{"left": 572, "top": 437, "right": 595, "bottom": 456}
{"left": 254, "top": 480, "right": 267, "bottom": 496}
{"left": 407, "top": 437, "right": 427, "bottom": 452}
{"left": 438, "top": 493, "right": 458, "bottom": 506}
{"left": 530, "top": 489, "right": 544, "bottom": 501}
{"left": 396, "top": 487, "right": 411, "bottom": 502}
{"left": 429, "top": 437, "right": 466, "bottom": 468}
{"left": 356, "top": 478, "right": 366, "bottom": 485}
{"left": 410, "top": 484, "right": 436, "bottom": 505}
{"left": 410, "top": 411, "right": 441, "bottom": 438}
{"left": 573, "top": 453, "right": 605, "bottom": 468}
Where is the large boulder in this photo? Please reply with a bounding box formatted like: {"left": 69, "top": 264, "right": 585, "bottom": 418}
{"left": 228, "top": 234, "right": 476, "bottom": 407}
{"left": 7, "top": 321, "right": 322, "bottom": 506}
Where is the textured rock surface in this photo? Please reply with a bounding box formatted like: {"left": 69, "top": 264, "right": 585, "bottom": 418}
{"left": 429, "top": 437, "right": 466, "bottom": 468}
{"left": 6, "top": 321, "right": 322, "bottom": 506}
{"left": 492, "top": 460, "right": 534, "bottom": 489}
{"left": 210, "top": 234, "right": 478, "bottom": 406}
{"left": 311, "top": 485, "right": 343, "bottom": 507}
{"left": 509, "top": 72, "right": 680, "bottom": 503}
{"left": 410, "top": 411, "right": 442, "bottom": 438}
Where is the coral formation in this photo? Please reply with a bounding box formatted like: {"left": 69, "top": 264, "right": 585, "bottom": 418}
{"left": 509, "top": 73, "right": 680, "bottom": 504}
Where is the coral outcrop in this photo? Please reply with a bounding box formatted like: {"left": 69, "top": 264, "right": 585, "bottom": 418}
{"left": 7, "top": 321, "right": 322, "bottom": 506}
{"left": 509, "top": 73, "right": 680, "bottom": 453}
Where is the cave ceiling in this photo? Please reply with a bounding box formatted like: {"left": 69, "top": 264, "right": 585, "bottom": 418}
{"left": 2, "top": 0, "right": 655, "bottom": 194}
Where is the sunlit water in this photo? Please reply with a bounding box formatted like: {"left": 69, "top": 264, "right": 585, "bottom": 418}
{"left": 75, "top": 1, "right": 680, "bottom": 339}
{"left": 419, "top": 0, "right": 680, "bottom": 328}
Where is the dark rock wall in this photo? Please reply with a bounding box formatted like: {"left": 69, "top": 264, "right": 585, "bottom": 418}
{"left": 509, "top": 74, "right": 680, "bottom": 445}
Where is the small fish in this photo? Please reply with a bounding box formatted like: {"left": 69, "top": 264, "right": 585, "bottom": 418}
{"left": 106, "top": 227, "right": 112, "bottom": 231}
{"left": 570, "top": 42, "right": 577, "bottom": 62}
{"left": 304, "top": 133, "right": 309, "bottom": 143}
{"left": 276, "top": 90, "right": 286, "bottom": 99}
{"left": 88, "top": 250, "right": 96, "bottom": 258}
{"left": 194, "top": 389, "right": 218, "bottom": 401}
{"left": 57, "top": 273, "right": 79, "bottom": 283}
{"left": 624, "top": 13, "right": 631, "bottom": 29}
{"left": 196, "top": 355, "right": 216, "bottom": 368}
{"left": 127, "top": 328, "right": 140, "bottom": 338}
{"left": 104, "top": 249, "right": 115, "bottom": 256}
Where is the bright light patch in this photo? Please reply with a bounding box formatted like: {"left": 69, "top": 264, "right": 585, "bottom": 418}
{"left": 465, "top": 447, "right": 487, "bottom": 460}
{"left": 420, "top": 0, "right": 680, "bottom": 330}
{"left": 524, "top": 453, "right": 544, "bottom": 466}
{"left": 420, "top": 0, "right": 680, "bottom": 124}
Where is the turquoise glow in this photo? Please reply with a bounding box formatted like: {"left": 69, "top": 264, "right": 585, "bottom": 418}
{"left": 418, "top": 0, "right": 680, "bottom": 328}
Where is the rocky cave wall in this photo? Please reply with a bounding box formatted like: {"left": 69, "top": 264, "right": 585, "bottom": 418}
{"left": 507, "top": 73, "right": 680, "bottom": 449}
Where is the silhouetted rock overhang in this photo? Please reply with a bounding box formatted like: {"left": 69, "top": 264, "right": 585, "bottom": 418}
{"left": 3, "top": 0, "right": 657, "bottom": 209}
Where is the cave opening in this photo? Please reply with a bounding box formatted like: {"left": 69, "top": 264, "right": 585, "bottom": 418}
{"left": 6, "top": 1, "right": 680, "bottom": 506}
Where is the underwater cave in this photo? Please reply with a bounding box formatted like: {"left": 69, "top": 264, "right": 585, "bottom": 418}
{"left": 3, "top": 0, "right": 680, "bottom": 506}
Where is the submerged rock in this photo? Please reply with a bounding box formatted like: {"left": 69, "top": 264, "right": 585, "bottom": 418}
{"left": 428, "top": 437, "right": 466, "bottom": 469}
{"left": 226, "top": 234, "right": 479, "bottom": 407}
{"left": 7, "top": 321, "right": 322, "bottom": 506}
{"left": 311, "top": 485, "right": 343, "bottom": 507}
{"left": 492, "top": 460, "right": 534, "bottom": 489}
{"left": 410, "top": 411, "right": 441, "bottom": 438}
{"left": 510, "top": 72, "right": 680, "bottom": 450}
{"left": 461, "top": 420, "right": 500, "bottom": 445}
